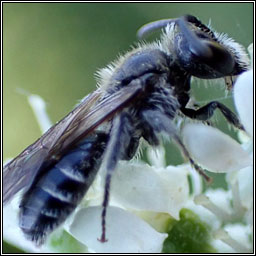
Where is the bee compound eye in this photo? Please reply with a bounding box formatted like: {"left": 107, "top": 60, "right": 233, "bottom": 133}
{"left": 202, "top": 40, "right": 235, "bottom": 75}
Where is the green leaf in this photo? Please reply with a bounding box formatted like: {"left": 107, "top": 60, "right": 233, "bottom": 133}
{"left": 3, "top": 240, "right": 27, "bottom": 254}
{"left": 49, "top": 230, "right": 88, "bottom": 253}
{"left": 162, "top": 208, "right": 216, "bottom": 253}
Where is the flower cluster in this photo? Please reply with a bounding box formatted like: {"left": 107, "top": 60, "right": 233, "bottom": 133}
{"left": 182, "top": 44, "right": 253, "bottom": 253}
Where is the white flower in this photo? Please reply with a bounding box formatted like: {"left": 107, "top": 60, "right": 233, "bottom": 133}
{"left": 68, "top": 206, "right": 167, "bottom": 253}
{"left": 110, "top": 161, "right": 189, "bottom": 219}
{"left": 66, "top": 155, "right": 190, "bottom": 253}
{"left": 234, "top": 69, "right": 253, "bottom": 137}
{"left": 182, "top": 44, "right": 253, "bottom": 253}
{"left": 212, "top": 224, "right": 252, "bottom": 253}
{"left": 182, "top": 123, "right": 251, "bottom": 173}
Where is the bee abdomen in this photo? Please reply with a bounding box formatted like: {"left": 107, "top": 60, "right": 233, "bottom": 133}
{"left": 19, "top": 132, "right": 108, "bottom": 245}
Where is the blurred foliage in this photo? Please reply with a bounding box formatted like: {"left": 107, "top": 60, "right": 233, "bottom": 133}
{"left": 49, "top": 230, "right": 87, "bottom": 253}
{"left": 3, "top": 240, "right": 26, "bottom": 254}
{"left": 162, "top": 208, "right": 216, "bottom": 253}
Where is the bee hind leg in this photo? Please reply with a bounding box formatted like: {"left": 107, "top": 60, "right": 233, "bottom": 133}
{"left": 98, "top": 112, "right": 138, "bottom": 243}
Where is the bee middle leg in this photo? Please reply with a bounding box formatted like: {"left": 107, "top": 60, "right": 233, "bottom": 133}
{"left": 141, "top": 109, "right": 212, "bottom": 182}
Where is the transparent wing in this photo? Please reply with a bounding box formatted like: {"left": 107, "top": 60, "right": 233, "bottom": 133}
{"left": 3, "top": 84, "right": 142, "bottom": 204}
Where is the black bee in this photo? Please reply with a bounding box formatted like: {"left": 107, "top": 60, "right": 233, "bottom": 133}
{"left": 3, "top": 14, "right": 249, "bottom": 245}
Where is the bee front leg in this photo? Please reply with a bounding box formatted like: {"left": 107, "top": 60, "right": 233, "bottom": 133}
{"left": 181, "top": 101, "right": 244, "bottom": 130}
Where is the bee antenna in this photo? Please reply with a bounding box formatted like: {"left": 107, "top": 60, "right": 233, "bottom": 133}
{"left": 137, "top": 18, "right": 177, "bottom": 39}
{"left": 176, "top": 16, "right": 212, "bottom": 59}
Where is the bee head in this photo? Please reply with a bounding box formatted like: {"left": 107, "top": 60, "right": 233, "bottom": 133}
{"left": 138, "top": 15, "right": 250, "bottom": 81}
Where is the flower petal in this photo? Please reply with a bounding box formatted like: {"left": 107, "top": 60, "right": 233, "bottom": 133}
{"left": 233, "top": 69, "right": 253, "bottom": 137}
{"left": 68, "top": 206, "right": 167, "bottom": 253}
{"left": 28, "top": 94, "right": 52, "bottom": 133}
{"left": 213, "top": 224, "right": 252, "bottom": 253}
{"left": 194, "top": 188, "right": 232, "bottom": 222}
{"left": 226, "top": 166, "right": 253, "bottom": 210}
{"left": 110, "top": 161, "right": 189, "bottom": 219}
{"left": 182, "top": 123, "right": 251, "bottom": 172}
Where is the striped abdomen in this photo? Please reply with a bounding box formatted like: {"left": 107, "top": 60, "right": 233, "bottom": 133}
{"left": 19, "top": 132, "right": 108, "bottom": 245}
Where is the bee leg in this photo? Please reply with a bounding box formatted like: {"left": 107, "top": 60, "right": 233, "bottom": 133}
{"left": 172, "top": 134, "right": 212, "bottom": 183}
{"left": 181, "top": 101, "right": 244, "bottom": 130}
{"left": 98, "top": 112, "right": 136, "bottom": 243}
{"left": 141, "top": 109, "right": 212, "bottom": 182}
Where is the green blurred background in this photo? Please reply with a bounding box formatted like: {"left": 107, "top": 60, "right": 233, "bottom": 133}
{"left": 3, "top": 3, "right": 253, "bottom": 183}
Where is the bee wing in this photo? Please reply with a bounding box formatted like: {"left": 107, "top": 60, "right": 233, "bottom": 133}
{"left": 3, "top": 84, "right": 142, "bottom": 204}
{"left": 3, "top": 90, "right": 101, "bottom": 204}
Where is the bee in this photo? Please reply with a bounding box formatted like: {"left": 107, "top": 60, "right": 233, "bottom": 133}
{"left": 3, "top": 14, "right": 249, "bottom": 245}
